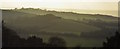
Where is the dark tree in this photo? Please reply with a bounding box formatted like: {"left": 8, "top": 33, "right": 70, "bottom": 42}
{"left": 102, "top": 31, "right": 120, "bottom": 49}
{"left": 2, "top": 20, "right": 22, "bottom": 47}
{"left": 26, "top": 36, "right": 44, "bottom": 47}
{"left": 48, "top": 36, "right": 66, "bottom": 47}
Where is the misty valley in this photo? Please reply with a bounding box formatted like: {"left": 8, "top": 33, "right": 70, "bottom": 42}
{"left": 2, "top": 8, "right": 119, "bottom": 48}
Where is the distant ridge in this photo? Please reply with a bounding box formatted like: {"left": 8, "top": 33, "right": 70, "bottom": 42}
{"left": 14, "top": 8, "right": 117, "bottom": 17}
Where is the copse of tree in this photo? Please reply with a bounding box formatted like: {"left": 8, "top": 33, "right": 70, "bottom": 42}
{"left": 102, "top": 31, "right": 120, "bottom": 49}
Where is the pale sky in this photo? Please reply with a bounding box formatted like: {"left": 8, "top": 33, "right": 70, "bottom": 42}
{"left": 0, "top": 0, "right": 119, "bottom": 10}
{"left": 0, "top": 0, "right": 119, "bottom": 2}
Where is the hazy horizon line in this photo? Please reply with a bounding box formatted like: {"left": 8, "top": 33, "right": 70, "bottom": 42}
{"left": 1, "top": 7, "right": 118, "bottom": 17}
{"left": 0, "top": 7, "right": 118, "bottom": 11}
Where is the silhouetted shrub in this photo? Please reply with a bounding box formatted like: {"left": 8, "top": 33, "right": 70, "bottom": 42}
{"left": 48, "top": 36, "right": 66, "bottom": 47}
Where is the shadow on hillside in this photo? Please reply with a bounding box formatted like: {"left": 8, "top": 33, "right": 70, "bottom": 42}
{"left": 2, "top": 20, "right": 120, "bottom": 49}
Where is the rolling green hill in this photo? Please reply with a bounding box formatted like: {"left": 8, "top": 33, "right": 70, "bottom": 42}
{"left": 15, "top": 8, "right": 118, "bottom": 22}
{"left": 2, "top": 9, "right": 118, "bottom": 47}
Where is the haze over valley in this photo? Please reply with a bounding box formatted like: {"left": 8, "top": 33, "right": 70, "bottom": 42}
{"left": 1, "top": 0, "right": 119, "bottom": 48}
